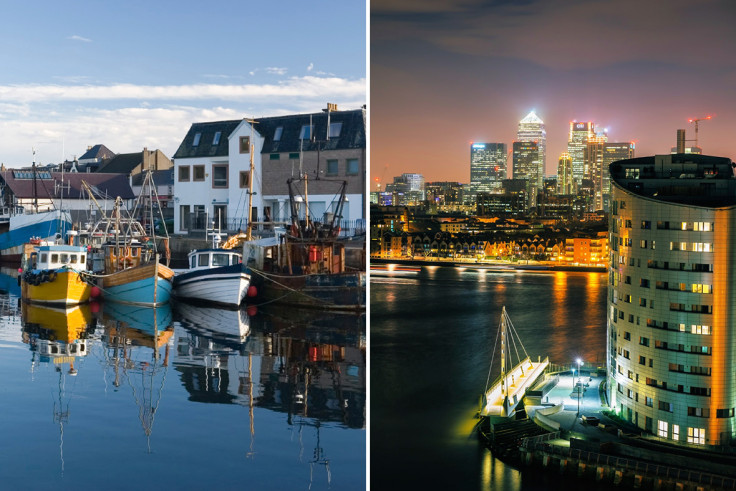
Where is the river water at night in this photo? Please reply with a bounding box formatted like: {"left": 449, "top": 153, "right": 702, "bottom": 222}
{"left": 0, "top": 273, "right": 365, "bottom": 490}
{"left": 370, "top": 266, "right": 607, "bottom": 489}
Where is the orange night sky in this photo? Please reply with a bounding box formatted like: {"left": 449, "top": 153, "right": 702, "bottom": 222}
{"left": 370, "top": 0, "right": 736, "bottom": 187}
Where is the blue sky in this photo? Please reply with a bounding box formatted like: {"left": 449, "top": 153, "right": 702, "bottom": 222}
{"left": 0, "top": 0, "right": 366, "bottom": 166}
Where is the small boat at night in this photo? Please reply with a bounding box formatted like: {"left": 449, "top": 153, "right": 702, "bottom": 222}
{"left": 20, "top": 243, "right": 93, "bottom": 305}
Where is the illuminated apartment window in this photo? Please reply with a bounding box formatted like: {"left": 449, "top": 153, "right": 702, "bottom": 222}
{"left": 687, "top": 427, "right": 705, "bottom": 445}
{"left": 658, "top": 420, "right": 668, "bottom": 438}
{"left": 672, "top": 424, "right": 679, "bottom": 441}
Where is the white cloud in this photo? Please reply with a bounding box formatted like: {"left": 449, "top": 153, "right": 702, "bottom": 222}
{"left": 0, "top": 76, "right": 366, "bottom": 103}
{"left": 68, "top": 35, "right": 92, "bottom": 43}
{"left": 265, "top": 67, "right": 288, "bottom": 75}
{"left": 307, "top": 63, "right": 314, "bottom": 72}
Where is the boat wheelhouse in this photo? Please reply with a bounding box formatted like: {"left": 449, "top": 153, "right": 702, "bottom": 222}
{"left": 20, "top": 244, "right": 92, "bottom": 305}
{"left": 173, "top": 248, "right": 250, "bottom": 308}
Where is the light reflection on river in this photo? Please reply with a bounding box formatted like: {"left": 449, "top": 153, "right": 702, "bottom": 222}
{"left": 371, "top": 267, "right": 607, "bottom": 490}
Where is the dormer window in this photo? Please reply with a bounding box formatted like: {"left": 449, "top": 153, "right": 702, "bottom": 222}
{"left": 273, "top": 126, "right": 283, "bottom": 141}
{"left": 212, "top": 131, "right": 221, "bottom": 145}
{"left": 193, "top": 132, "right": 202, "bottom": 147}
{"left": 329, "top": 122, "right": 342, "bottom": 138}
{"left": 299, "top": 125, "right": 313, "bottom": 140}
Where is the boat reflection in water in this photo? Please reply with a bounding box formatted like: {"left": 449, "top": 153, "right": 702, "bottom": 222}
{"left": 173, "top": 303, "right": 365, "bottom": 486}
{"left": 99, "top": 301, "right": 174, "bottom": 452}
{"left": 20, "top": 302, "right": 96, "bottom": 474}
{"left": 175, "top": 301, "right": 250, "bottom": 344}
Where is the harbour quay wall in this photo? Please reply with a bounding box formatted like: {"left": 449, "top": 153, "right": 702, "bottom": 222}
{"left": 520, "top": 437, "right": 736, "bottom": 490}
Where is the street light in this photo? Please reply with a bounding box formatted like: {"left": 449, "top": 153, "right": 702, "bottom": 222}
{"left": 576, "top": 358, "right": 583, "bottom": 416}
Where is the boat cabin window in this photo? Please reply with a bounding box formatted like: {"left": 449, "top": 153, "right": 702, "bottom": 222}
{"left": 232, "top": 255, "right": 241, "bottom": 265}
{"left": 60, "top": 254, "right": 69, "bottom": 263}
{"left": 40, "top": 253, "right": 48, "bottom": 263}
{"left": 198, "top": 254, "right": 210, "bottom": 267}
{"left": 81, "top": 254, "right": 85, "bottom": 263}
{"left": 51, "top": 254, "right": 59, "bottom": 262}
{"left": 69, "top": 255, "right": 78, "bottom": 264}
{"left": 213, "top": 253, "right": 229, "bottom": 267}
{"left": 190, "top": 255, "right": 197, "bottom": 269}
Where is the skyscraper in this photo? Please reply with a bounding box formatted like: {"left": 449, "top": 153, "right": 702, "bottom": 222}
{"left": 600, "top": 142, "right": 635, "bottom": 211}
{"left": 557, "top": 152, "right": 573, "bottom": 195}
{"left": 512, "top": 140, "right": 540, "bottom": 208}
{"left": 470, "top": 142, "right": 507, "bottom": 195}
{"left": 608, "top": 154, "right": 736, "bottom": 447}
{"left": 586, "top": 129, "right": 608, "bottom": 210}
{"left": 568, "top": 121, "right": 596, "bottom": 184}
{"left": 517, "top": 111, "right": 546, "bottom": 176}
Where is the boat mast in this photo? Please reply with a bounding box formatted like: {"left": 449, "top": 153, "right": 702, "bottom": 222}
{"left": 32, "top": 148, "right": 38, "bottom": 213}
{"left": 500, "top": 306, "right": 507, "bottom": 408}
{"left": 246, "top": 120, "right": 255, "bottom": 241}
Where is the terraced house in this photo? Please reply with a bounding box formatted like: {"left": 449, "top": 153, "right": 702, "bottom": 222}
{"left": 172, "top": 104, "right": 366, "bottom": 235}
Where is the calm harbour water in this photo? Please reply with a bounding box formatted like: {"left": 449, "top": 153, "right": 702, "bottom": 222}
{"left": 370, "top": 266, "right": 607, "bottom": 490}
{"left": 0, "top": 273, "right": 365, "bottom": 491}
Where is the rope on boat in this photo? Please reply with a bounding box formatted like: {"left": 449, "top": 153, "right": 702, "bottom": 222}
{"left": 248, "top": 267, "right": 334, "bottom": 306}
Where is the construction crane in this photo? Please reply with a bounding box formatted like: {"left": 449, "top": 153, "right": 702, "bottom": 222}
{"left": 375, "top": 164, "right": 388, "bottom": 192}
{"left": 687, "top": 115, "right": 713, "bottom": 150}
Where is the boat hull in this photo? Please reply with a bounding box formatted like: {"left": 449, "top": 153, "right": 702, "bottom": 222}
{"left": 173, "top": 264, "right": 251, "bottom": 308}
{"left": 0, "top": 211, "right": 72, "bottom": 264}
{"left": 257, "top": 271, "right": 365, "bottom": 310}
{"left": 99, "top": 262, "right": 174, "bottom": 306}
{"left": 21, "top": 268, "right": 92, "bottom": 305}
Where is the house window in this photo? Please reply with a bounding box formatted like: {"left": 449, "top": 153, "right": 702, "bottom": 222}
{"left": 327, "top": 159, "right": 338, "bottom": 176}
{"left": 329, "top": 122, "right": 342, "bottom": 139}
{"left": 299, "top": 125, "right": 313, "bottom": 140}
{"left": 240, "top": 171, "right": 251, "bottom": 188}
{"left": 289, "top": 152, "right": 300, "bottom": 159}
{"left": 240, "top": 136, "right": 250, "bottom": 153}
{"left": 179, "top": 166, "right": 190, "bottom": 182}
{"left": 212, "top": 131, "right": 221, "bottom": 145}
{"left": 194, "top": 205, "right": 207, "bottom": 229}
{"left": 270, "top": 153, "right": 280, "bottom": 160}
{"left": 192, "top": 132, "right": 201, "bottom": 147}
{"left": 213, "top": 204, "right": 227, "bottom": 229}
{"left": 658, "top": 421, "right": 668, "bottom": 438}
{"left": 347, "top": 158, "right": 359, "bottom": 175}
{"left": 273, "top": 126, "right": 283, "bottom": 141}
{"left": 212, "top": 165, "right": 228, "bottom": 188}
{"left": 193, "top": 165, "right": 205, "bottom": 181}
{"left": 672, "top": 424, "right": 679, "bottom": 441}
{"left": 687, "top": 427, "right": 705, "bottom": 445}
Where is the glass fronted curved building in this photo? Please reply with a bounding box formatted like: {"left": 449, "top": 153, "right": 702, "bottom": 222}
{"left": 608, "top": 154, "right": 736, "bottom": 447}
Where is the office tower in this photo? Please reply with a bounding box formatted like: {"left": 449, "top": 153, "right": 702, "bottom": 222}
{"left": 470, "top": 143, "right": 507, "bottom": 195}
{"left": 512, "top": 140, "right": 540, "bottom": 208}
{"left": 517, "top": 111, "right": 546, "bottom": 176}
{"left": 608, "top": 154, "right": 736, "bottom": 447}
{"left": 557, "top": 152, "right": 573, "bottom": 195}
{"left": 568, "top": 121, "right": 596, "bottom": 184}
{"left": 386, "top": 173, "right": 425, "bottom": 205}
{"left": 586, "top": 129, "right": 608, "bottom": 210}
{"left": 601, "top": 142, "right": 635, "bottom": 211}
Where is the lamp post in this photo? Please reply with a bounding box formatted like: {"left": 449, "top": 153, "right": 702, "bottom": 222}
{"left": 576, "top": 358, "right": 583, "bottom": 416}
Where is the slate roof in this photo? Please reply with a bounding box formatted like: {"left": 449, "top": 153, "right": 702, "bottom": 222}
{"left": 172, "top": 108, "right": 366, "bottom": 159}
{"left": 131, "top": 169, "right": 174, "bottom": 187}
{"left": 0, "top": 171, "right": 135, "bottom": 200}
{"left": 97, "top": 152, "right": 144, "bottom": 174}
{"left": 79, "top": 144, "right": 116, "bottom": 161}
{"left": 173, "top": 120, "right": 241, "bottom": 159}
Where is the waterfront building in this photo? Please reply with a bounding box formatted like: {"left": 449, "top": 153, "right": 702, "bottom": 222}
{"left": 173, "top": 104, "right": 366, "bottom": 235}
{"left": 585, "top": 129, "right": 608, "bottom": 211}
{"left": 568, "top": 121, "right": 596, "bottom": 184}
{"left": 557, "top": 152, "right": 574, "bottom": 195}
{"left": 517, "top": 111, "right": 546, "bottom": 176}
{"left": 470, "top": 143, "right": 507, "bottom": 195}
{"left": 608, "top": 154, "right": 736, "bottom": 447}
{"left": 512, "top": 141, "right": 541, "bottom": 208}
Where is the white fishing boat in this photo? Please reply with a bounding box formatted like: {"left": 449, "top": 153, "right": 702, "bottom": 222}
{"left": 173, "top": 246, "right": 250, "bottom": 308}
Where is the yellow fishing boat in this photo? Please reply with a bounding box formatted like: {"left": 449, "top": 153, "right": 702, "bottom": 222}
{"left": 20, "top": 244, "right": 94, "bottom": 305}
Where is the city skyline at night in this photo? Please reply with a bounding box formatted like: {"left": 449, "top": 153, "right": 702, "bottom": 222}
{"left": 371, "top": 0, "right": 736, "bottom": 184}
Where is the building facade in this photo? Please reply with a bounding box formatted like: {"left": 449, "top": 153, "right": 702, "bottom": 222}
{"left": 470, "top": 143, "right": 507, "bottom": 195}
{"left": 557, "top": 152, "right": 574, "bottom": 195}
{"left": 608, "top": 154, "right": 736, "bottom": 447}
{"left": 512, "top": 141, "right": 540, "bottom": 208}
{"left": 172, "top": 106, "right": 366, "bottom": 235}
{"left": 568, "top": 121, "right": 596, "bottom": 185}
{"left": 517, "top": 111, "right": 546, "bottom": 177}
